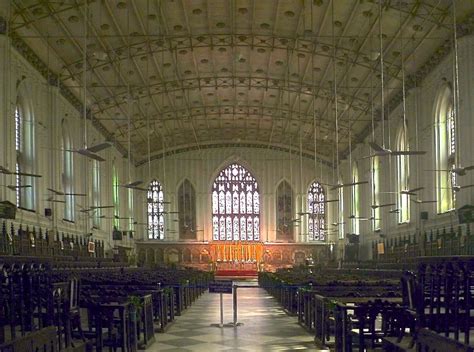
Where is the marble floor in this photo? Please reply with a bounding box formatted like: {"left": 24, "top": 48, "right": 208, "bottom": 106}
{"left": 148, "top": 280, "right": 328, "bottom": 351}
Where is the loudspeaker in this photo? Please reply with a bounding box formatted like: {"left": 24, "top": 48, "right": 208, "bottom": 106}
{"left": 420, "top": 211, "right": 428, "bottom": 220}
{"left": 45, "top": 208, "right": 52, "bottom": 217}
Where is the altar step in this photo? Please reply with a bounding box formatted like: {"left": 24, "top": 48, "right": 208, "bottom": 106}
{"left": 215, "top": 269, "right": 258, "bottom": 278}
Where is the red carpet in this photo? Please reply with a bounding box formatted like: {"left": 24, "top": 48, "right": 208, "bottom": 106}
{"left": 215, "top": 269, "right": 258, "bottom": 277}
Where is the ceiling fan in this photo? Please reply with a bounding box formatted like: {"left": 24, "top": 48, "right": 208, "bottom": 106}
{"left": 381, "top": 187, "right": 424, "bottom": 196}
{"left": 411, "top": 199, "right": 437, "bottom": 204}
{"left": 426, "top": 166, "right": 474, "bottom": 176}
{"left": 310, "top": 199, "right": 339, "bottom": 205}
{"left": 328, "top": 181, "right": 368, "bottom": 191}
{"left": 363, "top": 142, "right": 426, "bottom": 158}
{"left": 371, "top": 203, "right": 396, "bottom": 209}
{"left": 453, "top": 184, "right": 474, "bottom": 192}
{"left": 79, "top": 205, "right": 114, "bottom": 213}
{"left": 0, "top": 166, "right": 42, "bottom": 178}
{"left": 61, "top": 142, "right": 112, "bottom": 162}
{"left": 389, "top": 209, "right": 400, "bottom": 214}
{"left": 1, "top": 185, "right": 32, "bottom": 191}
{"left": 47, "top": 188, "right": 86, "bottom": 197}
{"left": 45, "top": 196, "right": 66, "bottom": 204}
{"left": 121, "top": 180, "right": 148, "bottom": 191}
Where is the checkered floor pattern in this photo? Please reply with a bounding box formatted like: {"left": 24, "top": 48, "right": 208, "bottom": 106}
{"left": 147, "top": 281, "right": 328, "bottom": 351}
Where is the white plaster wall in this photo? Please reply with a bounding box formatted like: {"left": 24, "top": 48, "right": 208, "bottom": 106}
{"left": 345, "top": 35, "right": 474, "bottom": 259}
{"left": 136, "top": 147, "right": 337, "bottom": 244}
{"left": 0, "top": 33, "right": 136, "bottom": 250}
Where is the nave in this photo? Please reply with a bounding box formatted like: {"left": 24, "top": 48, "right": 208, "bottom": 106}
{"left": 150, "top": 281, "right": 324, "bottom": 352}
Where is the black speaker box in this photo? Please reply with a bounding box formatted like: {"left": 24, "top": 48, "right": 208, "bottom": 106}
{"left": 45, "top": 208, "right": 52, "bottom": 217}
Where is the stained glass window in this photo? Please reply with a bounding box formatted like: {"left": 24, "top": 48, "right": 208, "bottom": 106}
{"left": 15, "top": 105, "right": 22, "bottom": 207}
{"left": 178, "top": 179, "right": 196, "bottom": 240}
{"left": 435, "top": 85, "right": 456, "bottom": 213}
{"left": 276, "top": 181, "right": 293, "bottom": 241}
{"left": 212, "top": 164, "right": 260, "bottom": 241}
{"left": 148, "top": 180, "right": 164, "bottom": 239}
{"left": 308, "top": 181, "right": 326, "bottom": 241}
{"left": 397, "top": 124, "right": 410, "bottom": 223}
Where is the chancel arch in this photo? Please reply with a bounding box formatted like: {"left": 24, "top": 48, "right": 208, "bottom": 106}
{"left": 211, "top": 163, "right": 260, "bottom": 241}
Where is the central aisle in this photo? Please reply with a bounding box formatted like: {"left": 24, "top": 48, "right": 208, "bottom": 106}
{"left": 149, "top": 281, "right": 328, "bottom": 351}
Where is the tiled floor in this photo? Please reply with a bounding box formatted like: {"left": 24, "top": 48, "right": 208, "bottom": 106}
{"left": 148, "top": 280, "right": 329, "bottom": 351}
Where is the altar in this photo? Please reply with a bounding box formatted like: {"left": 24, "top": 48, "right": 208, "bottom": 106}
{"left": 210, "top": 241, "right": 264, "bottom": 263}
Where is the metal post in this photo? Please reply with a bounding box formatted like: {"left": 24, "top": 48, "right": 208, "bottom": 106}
{"left": 233, "top": 285, "right": 237, "bottom": 325}
{"left": 219, "top": 293, "right": 224, "bottom": 327}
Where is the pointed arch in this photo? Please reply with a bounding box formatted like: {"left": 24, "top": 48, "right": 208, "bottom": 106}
{"left": 178, "top": 179, "right": 196, "bottom": 240}
{"left": 276, "top": 180, "right": 293, "bottom": 241}
{"left": 396, "top": 122, "right": 410, "bottom": 223}
{"left": 211, "top": 163, "right": 260, "bottom": 241}
{"left": 307, "top": 181, "right": 326, "bottom": 241}
{"left": 148, "top": 179, "right": 165, "bottom": 240}
{"left": 434, "top": 84, "right": 456, "bottom": 213}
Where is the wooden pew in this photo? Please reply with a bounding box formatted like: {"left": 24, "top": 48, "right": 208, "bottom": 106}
{"left": 0, "top": 326, "right": 58, "bottom": 352}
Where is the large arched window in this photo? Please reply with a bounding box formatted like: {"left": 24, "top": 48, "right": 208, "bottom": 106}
{"left": 212, "top": 163, "right": 260, "bottom": 241}
{"left": 178, "top": 179, "right": 196, "bottom": 240}
{"left": 371, "top": 156, "right": 381, "bottom": 230}
{"left": 396, "top": 123, "right": 410, "bottom": 223}
{"left": 128, "top": 188, "right": 134, "bottom": 233}
{"left": 92, "top": 160, "right": 101, "bottom": 228}
{"left": 435, "top": 85, "right": 456, "bottom": 213}
{"left": 112, "top": 165, "right": 120, "bottom": 229}
{"left": 351, "top": 164, "right": 360, "bottom": 235}
{"left": 62, "top": 121, "right": 74, "bottom": 221}
{"left": 15, "top": 99, "right": 35, "bottom": 210}
{"left": 276, "top": 181, "right": 293, "bottom": 241}
{"left": 148, "top": 180, "right": 164, "bottom": 239}
{"left": 308, "top": 181, "right": 326, "bottom": 241}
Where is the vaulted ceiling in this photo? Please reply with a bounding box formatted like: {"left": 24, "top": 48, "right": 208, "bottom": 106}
{"left": 9, "top": 0, "right": 474, "bottom": 165}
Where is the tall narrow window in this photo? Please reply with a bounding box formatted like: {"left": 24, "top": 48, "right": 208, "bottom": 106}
{"left": 397, "top": 124, "right": 410, "bottom": 223}
{"left": 276, "top": 181, "right": 293, "bottom": 241}
{"left": 371, "top": 156, "right": 381, "bottom": 230}
{"left": 212, "top": 163, "right": 260, "bottom": 241}
{"left": 148, "top": 180, "right": 164, "bottom": 239}
{"left": 351, "top": 164, "right": 360, "bottom": 235}
{"left": 62, "top": 121, "right": 74, "bottom": 221}
{"left": 128, "top": 188, "right": 134, "bottom": 233}
{"left": 435, "top": 85, "right": 456, "bottom": 213}
{"left": 92, "top": 160, "right": 101, "bottom": 228}
{"left": 308, "top": 181, "right": 326, "bottom": 241}
{"left": 178, "top": 179, "right": 196, "bottom": 240}
{"left": 112, "top": 165, "right": 119, "bottom": 229}
{"left": 338, "top": 181, "right": 344, "bottom": 240}
{"left": 15, "top": 101, "right": 35, "bottom": 210}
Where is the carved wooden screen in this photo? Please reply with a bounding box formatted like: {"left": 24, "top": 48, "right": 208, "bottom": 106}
{"left": 276, "top": 181, "right": 293, "bottom": 241}
{"left": 178, "top": 179, "right": 196, "bottom": 240}
{"left": 308, "top": 181, "right": 326, "bottom": 241}
{"left": 212, "top": 164, "right": 260, "bottom": 241}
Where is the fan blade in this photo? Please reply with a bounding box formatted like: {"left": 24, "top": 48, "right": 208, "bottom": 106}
{"left": 77, "top": 149, "right": 106, "bottom": 162}
{"left": 86, "top": 141, "right": 113, "bottom": 153}
{"left": 412, "top": 199, "right": 436, "bottom": 204}
{"left": 123, "top": 180, "right": 143, "bottom": 188}
{"left": 371, "top": 203, "right": 395, "bottom": 209}
{"left": 392, "top": 150, "right": 426, "bottom": 156}
{"left": 47, "top": 188, "right": 64, "bottom": 195}
{"left": 311, "top": 199, "right": 339, "bottom": 204}
{"left": 464, "top": 165, "right": 474, "bottom": 171}
{"left": 6, "top": 185, "right": 31, "bottom": 191}
{"left": 91, "top": 205, "right": 114, "bottom": 209}
{"left": 408, "top": 187, "right": 424, "bottom": 193}
{"left": 368, "top": 142, "right": 386, "bottom": 153}
{"left": 15, "top": 171, "right": 42, "bottom": 178}
{"left": 64, "top": 193, "right": 87, "bottom": 197}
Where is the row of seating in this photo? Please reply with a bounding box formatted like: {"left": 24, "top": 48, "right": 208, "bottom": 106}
{"left": 0, "top": 258, "right": 212, "bottom": 351}
{"left": 260, "top": 258, "right": 474, "bottom": 351}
